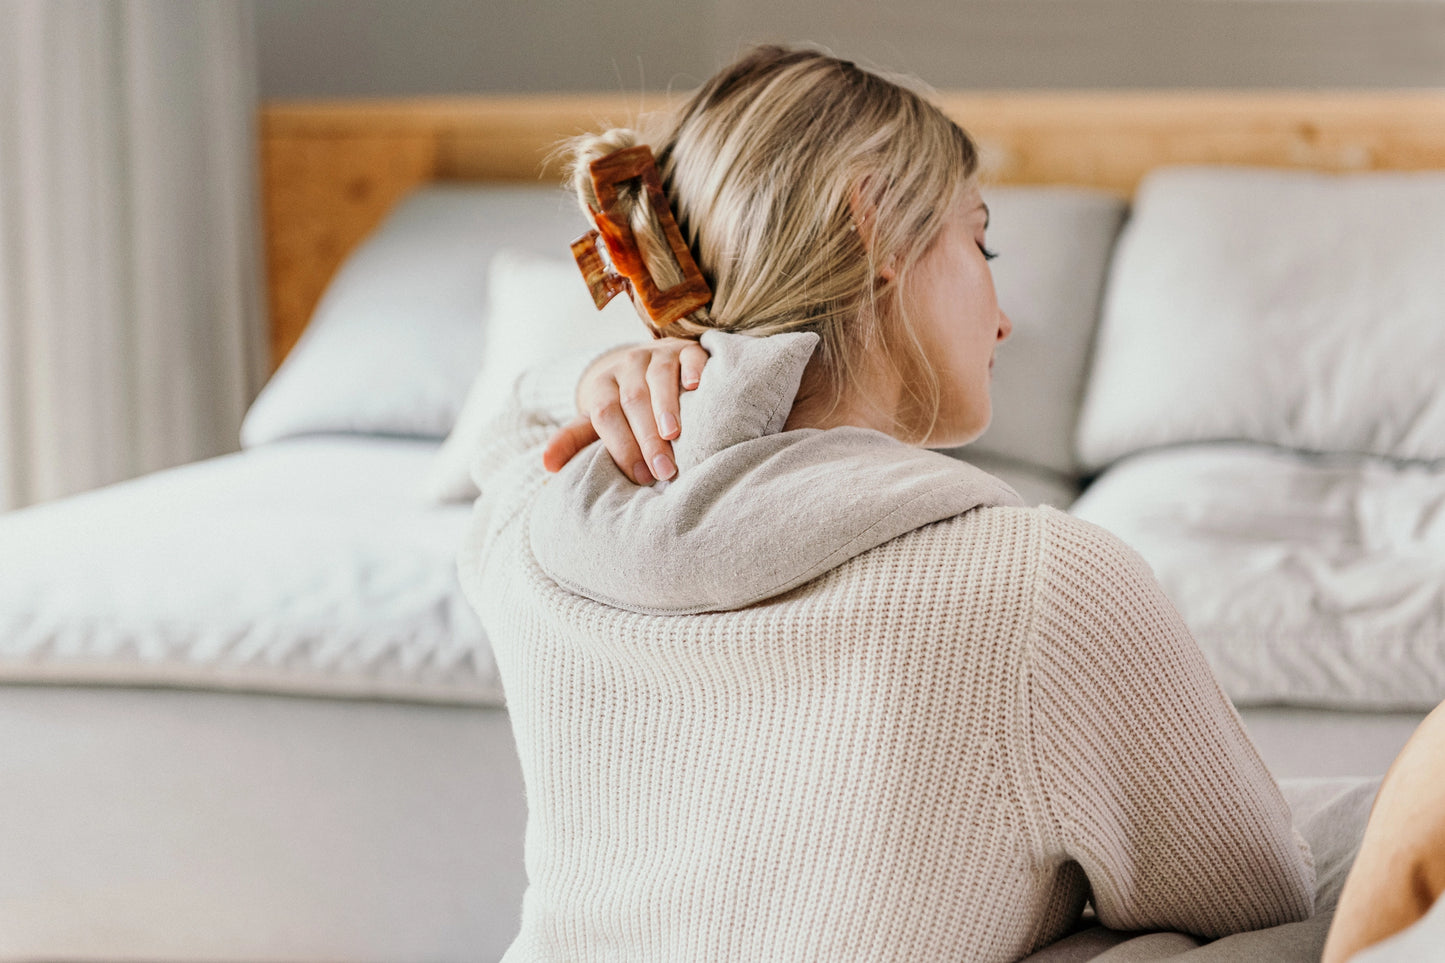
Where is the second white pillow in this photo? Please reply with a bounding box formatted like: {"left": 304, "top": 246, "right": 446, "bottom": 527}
{"left": 425, "top": 250, "right": 646, "bottom": 502}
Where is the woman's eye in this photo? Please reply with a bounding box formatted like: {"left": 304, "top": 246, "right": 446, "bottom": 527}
{"left": 978, "top": 243, "right": 999, "bottom": 261}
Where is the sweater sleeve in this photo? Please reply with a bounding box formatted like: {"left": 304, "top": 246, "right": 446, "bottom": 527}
{"left": 463, "top": 347, "right": 608, "bottom": 567}
{"left": 1025, "top": 508, "right": 1315, "bottom": 938}
{"left": 468, "top": 347, "right": 602, "bottom": 487}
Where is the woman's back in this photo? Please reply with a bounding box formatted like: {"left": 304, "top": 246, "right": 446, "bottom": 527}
{"left": 458, "top": 332, "right": 1314, "bottom": 962}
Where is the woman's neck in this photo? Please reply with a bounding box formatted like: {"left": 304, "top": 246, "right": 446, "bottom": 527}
{"left": 782, "top": 355, "right": 901, "bottom": 435}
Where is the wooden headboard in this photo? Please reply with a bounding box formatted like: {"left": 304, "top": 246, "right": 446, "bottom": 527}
{"left": 260, "top": 90, "right": 1445, "bottom": 371}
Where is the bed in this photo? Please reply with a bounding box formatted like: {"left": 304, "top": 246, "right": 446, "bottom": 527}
{"left": 2, "top": 90, "right": 1444, "bottom": 962}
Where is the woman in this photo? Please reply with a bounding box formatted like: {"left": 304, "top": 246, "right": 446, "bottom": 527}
{"left": 457, "top": 46, "right": 1315, "bottom": 961}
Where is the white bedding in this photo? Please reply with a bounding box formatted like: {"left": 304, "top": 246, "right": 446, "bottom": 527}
{"left": 1072, "top": 444, "right": 1445, "bottom": 710}
{"left": 0, "top": 436, "right": 501, "bottom": 704}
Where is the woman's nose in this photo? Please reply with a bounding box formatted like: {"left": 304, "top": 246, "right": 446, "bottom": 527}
{"left": 998, "top": 309, "right": 1013, "bottom": 342}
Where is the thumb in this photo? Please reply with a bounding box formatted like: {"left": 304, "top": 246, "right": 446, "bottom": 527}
{"left": 542, "top": 417, "right": 599, "bottom": 473}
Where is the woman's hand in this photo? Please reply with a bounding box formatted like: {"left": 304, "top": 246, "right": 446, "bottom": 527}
{"left": 542, "top": 338, "right": 710, "bottom": 484}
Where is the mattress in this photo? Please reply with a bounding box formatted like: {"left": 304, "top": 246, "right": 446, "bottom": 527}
{"left": 2, "top": 684, "right": 1395, "bottom": 963}
{"left": 0, "top": 436, "right": 528, "bottom": 960}
{"left": 0, "top": 685, "right": 525, "bottom": 963}
{"left": 0, "top": 436, "right": 501, "bottom": 704}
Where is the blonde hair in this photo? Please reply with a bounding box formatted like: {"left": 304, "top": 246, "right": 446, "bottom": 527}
{"left": 566, "top": 45, "right": 980, "bottom": 441}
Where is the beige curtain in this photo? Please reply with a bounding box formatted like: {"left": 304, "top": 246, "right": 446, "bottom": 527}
{"left": 0, "top": 0, "right": 266, "bottom": 512}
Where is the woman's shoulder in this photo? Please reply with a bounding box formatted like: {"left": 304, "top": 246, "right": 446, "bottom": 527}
{"left": 908, "top": 502, "right": 1143, "bottom": 567}
{"left": 903, "top": 503, "right": 1162, "bottom": 602}
{"left": 1022, "top": 505, "right": 1203, "bottom": 666}
{"left": 1030, "top": 504, "right": 1160, "bottom": 584}
{"left": 910, "top": 503, "right": 1182, "bottom": 662}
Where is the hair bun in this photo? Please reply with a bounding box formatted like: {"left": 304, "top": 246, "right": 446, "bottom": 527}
{"left": 568, "top": 128, "right": 639, "bottom": 214}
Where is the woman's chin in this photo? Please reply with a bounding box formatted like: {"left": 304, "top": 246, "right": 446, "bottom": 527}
{"left": 924, "top": 394, "right": 992, "bottom": 449}
{"left": 924, "top": 418, "right": 988, "bottom": 450}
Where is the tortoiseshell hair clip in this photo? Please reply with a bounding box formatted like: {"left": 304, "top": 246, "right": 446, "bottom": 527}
{"left": 570, "top": 145, "right": 712, "bottom": 335}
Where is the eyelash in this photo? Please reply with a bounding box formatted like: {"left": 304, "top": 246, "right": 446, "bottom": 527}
{"left": 979, "top": 244, "right": 999, "bottom": 261}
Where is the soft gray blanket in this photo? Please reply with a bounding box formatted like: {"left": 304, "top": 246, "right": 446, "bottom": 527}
{"left": 1023, "top": 778, "right": 1379, "bottom": 962}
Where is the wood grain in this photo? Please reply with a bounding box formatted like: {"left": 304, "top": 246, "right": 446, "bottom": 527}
{"left": 261, "top": 91, "right": 1445, "bottom": 369}
{"left": 261, "top": 130, "right": 437, "bottom": 366}
{"left": 936, "top": 92, "right": 1445, "bottom": 192}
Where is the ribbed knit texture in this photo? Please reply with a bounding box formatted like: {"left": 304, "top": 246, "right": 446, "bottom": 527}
{"left": 457, "top": 355, "right": 1316, "bottom": 962}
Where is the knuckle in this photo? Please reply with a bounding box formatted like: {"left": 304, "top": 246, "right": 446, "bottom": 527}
{"left": 618, "top": 384, "right": 650, "bottom": 408}
{"left": 589, "top": 399, "right": 624, "bottom": 422}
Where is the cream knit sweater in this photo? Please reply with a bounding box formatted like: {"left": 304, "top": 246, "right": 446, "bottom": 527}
{"left": 458, "top": 332, "right": 1315, "bottom": 962}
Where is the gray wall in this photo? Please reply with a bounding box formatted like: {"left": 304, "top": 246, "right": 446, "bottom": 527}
{"left": 256, "top": 0, "right": 1445, "bottom": 96}
{"left": 255, "top": 0, "right": 714, "bottom": 97}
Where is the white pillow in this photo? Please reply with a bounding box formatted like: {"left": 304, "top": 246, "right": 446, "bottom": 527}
{"left": 1076, "top": 167, "right": 1445, "bottom": 471}
{"left": 424, "top": 250, "right": 646, "bottom": 502}
{"left": 241, "top": 185, "right": 588, "bottom": 447}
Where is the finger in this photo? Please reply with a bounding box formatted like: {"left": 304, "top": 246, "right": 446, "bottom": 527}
{"left": 646, "top": 351, "right": 683, "bottom": 441}
{"left": 578, "top": 349, "right": 656, "bottom": 485}
{"left": 589, "top": 396, "right": 654, "bottom": 485}
{"left": 601, "top": 347, "right": 675, "bottom": 482}
{"left": 618, "top": 375, "right": 676, "bottom": 482}
{"left": 679, "top": 341, "right": 710, "bottom": 390}
{"left": 542, "top": 417, "right": 598, "bottom": 473}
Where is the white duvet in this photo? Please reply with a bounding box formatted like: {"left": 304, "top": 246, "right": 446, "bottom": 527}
{"left": 1072, "top": 444, "right": 1445, "bottom": 710}
{"left": 0, "top": 437, "right": 501, "bottom": 704}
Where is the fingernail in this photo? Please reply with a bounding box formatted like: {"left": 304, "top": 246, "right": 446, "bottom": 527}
{"left": 632, "top": 461, "right": 653, "bottom": 485}
{"left": 651, "top": 453, "right": 676, "bottom": 480}
{"left": 659, "top": 412, "right": 679, "bottom": 438}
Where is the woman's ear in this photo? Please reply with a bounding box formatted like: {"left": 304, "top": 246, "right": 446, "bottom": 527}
{"left": 848, "top": 179, "right": 897, "bottom": 283}
{"left": 847, "top": 180, "right": 878, "bottom": 249}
